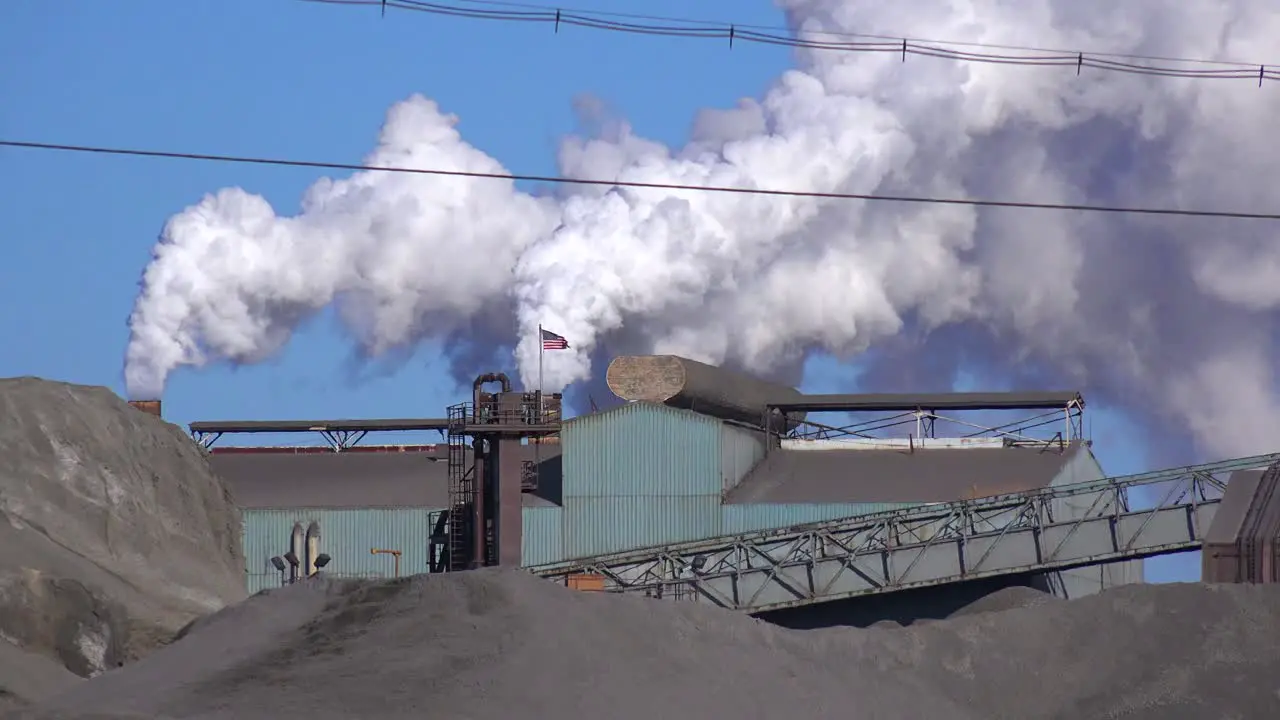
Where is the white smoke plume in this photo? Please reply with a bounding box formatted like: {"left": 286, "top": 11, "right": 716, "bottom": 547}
{"left": 125, "top": 0, "right": 1280, "bottom": 460}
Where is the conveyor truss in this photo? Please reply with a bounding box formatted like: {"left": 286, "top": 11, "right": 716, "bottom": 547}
{"left": 529, "top": 452, "right": 1280, "bottom": 613}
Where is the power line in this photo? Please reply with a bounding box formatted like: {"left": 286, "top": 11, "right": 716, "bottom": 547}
{"left": 447, "top": 0, "right": 1277, "bottom": 70}
{"left": 3, "top": 138, "right": 1277, "bottom": 220}
{"left": 299, "top": 0, "right": 1280, "bottom": 84}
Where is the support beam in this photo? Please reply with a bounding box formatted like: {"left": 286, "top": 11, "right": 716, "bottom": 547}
{"left": 767, "top": 392, "right": 1083, "bottom": 413}
{"left": 532, "top": 453, "right": 1280, "bottom": 612}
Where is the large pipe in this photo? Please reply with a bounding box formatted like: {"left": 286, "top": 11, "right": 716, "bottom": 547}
{"left": 471, "top": 438, "right": 487, "bottom": 569}
{"left": 606, "top": 355, "right": 805, "bottom": 430}
{"left": 304, "top": 522, "right": 321, "bottom": 577}
{"left": 473, "top": 372, "right": 512, "bottom": 394}
{"left": 289, "top": 523, "right": 304, "bottom": 584}
{"left": 496, "top": 436, "right": 524, "bottom": 567}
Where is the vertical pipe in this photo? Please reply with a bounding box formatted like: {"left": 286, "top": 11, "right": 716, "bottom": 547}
{"left": 305, "top": 522, "right": 321, "bottom": 577}
{"left": 289, "top": 523, "right": 304, "bottom": 584}
{"left": 496, "top": 437, "right": 524, "bottom": 566}
{"left": 472, "top": 440, "right": 487, "bottom": 569}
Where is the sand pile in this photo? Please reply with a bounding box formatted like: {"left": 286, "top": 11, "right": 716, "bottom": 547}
{"left": 13, "top": 568, "right": 1280, "bottom": 720}
{"left": 0, "top": 378, "right": 246, "bottom": 698}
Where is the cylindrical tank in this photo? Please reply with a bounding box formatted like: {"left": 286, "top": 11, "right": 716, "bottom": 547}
{"left": 605, "top": 355, "right": 805, "bottom": 430}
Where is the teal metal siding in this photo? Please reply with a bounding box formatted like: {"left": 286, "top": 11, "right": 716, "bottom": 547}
{"left": 521, "top": 505, "right": 564, "bottom": 566}
{"left": 562, "top": 402, "right": 723, "bottom": 497}
{"left": 721, "top": 424, "right": 765, "bottom": 495}
{"left": 242, "top": 507, "right": 440, "bottom": 594}
{"left": 563, "top": 495, "right": 722, "bottom": 559}
{"left": 721, "top": 503, "right": 919, "bottom": 535}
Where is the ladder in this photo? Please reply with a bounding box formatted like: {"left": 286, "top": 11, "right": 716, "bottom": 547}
{"left": 446, "top": 402, "right": 473, "bottom": 572}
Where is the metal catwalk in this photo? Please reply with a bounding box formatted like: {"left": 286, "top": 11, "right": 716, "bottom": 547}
{"left": 531, "top": 453, "right": 1280, "bottom": 612}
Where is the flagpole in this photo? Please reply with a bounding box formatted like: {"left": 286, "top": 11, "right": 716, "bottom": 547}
{"left": 537, "top": 323, "right": 545, "bottom": 409}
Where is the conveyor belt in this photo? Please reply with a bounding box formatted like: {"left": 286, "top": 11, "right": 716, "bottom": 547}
{"left": 531, "top": 453, "right": 1280, "bottom": 612}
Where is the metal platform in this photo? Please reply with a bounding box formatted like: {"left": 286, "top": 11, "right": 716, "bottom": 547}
{"left": 531, "top": 453, "right": 1280, "bottom": 612}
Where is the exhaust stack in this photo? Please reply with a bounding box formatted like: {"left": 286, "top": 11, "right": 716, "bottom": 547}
{"left": 128, "top": 399, "right": 162, "bottom": 417}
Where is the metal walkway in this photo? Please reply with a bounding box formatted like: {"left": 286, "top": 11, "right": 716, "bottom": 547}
{"left": 530, "top": 453, "right": 1280, "bottom": 613}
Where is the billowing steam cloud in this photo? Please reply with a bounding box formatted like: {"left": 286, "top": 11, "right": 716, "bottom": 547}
{"left": 125, "top": 0, "right": 1280, "bottom": 460}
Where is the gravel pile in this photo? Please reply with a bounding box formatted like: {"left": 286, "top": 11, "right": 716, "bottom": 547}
{"left": 12, "top": 568, "right": 1280, "bottom": 720}
{"left": 0, "top": 378, "right": 246, "bottom": 700}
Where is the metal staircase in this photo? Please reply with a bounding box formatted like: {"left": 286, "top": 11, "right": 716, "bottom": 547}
{"left": 446, "top": 402, "right": 474, "bottom": 572}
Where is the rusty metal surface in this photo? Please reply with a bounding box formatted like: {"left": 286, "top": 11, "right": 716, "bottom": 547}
{"left": 496, "top": 438, "right": 525, "bottom": 566}
{"left": 210, "top": 445, "right": 561, "bottom": 509}
{"left": 724, "top": 443, "right": 1085, "bottom": 504}
{"left": 209, "top": 444, "right": 444, "bottom": 455}
{"left": 128, "top": 399, "right": 162, "bottom": 417}
{"left": 190, "top": 418, "right": 451, "bottom": 434}
{"left": 605, "top": 354, "right": 806, "bottom": 428}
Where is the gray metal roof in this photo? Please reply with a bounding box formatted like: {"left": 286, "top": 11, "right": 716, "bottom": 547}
{"left": 767, "top": 391, "right": 1084, "bottom": 413}
{"left": 724, "top": 442, "right": 1086, "bottom": 504}
{"left": 210, "top": 445, "right": 562, "bottom": 510}
{"left": 190, "top": 418, "right": 450, "bottom": 434}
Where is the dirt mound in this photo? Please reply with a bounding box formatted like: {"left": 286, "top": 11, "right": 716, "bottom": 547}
{"left": 946, "top": 584, "right": 1061, "bottom": 619}
{"left": 28, "top": 570, "right": 969, "bottom": 719}
{"left": 0, "top": 378, "right": 246, "bottom": 686}
{"left": 0, "top": 640, "right": 78, "bottom": 712}
{"left": 16, "top": 569, "right": 1280, "bottom": 720}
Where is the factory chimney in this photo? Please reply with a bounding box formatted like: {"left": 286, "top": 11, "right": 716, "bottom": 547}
{"left": 128, "top": 399, "right": 162, "bottom": 417}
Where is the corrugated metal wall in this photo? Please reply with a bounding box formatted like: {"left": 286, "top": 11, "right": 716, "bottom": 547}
{"left": 522, "top": 505, "right": 564, "bottom": 566}
{"left": 556, "top": 403, "right": 727, "bottom": 557}
{"left": 562, "top": 402, "right": 723, "bottom": 497}
{"left": 721, "top": 502, "right": 918, "bottom": 535}
{"left": 721, "top": 424, "right": 765, "bottom": 495}
{"left": 1046, "top": 444, "right": 1145, "bottom": 595}
{"left": 242, "top": 507, "right": 441, "bottom": 594}
{"left": 564, "top": 495, "right": 722, "bottom": 558}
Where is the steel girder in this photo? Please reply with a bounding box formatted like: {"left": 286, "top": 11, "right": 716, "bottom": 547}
{"left": 531, "top": 452, "right": 1280, "bottom": 613}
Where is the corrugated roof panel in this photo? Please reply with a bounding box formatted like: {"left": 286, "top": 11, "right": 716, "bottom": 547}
{"left": 212, "top": 446, "right": 562, "bottom": 509}
{"left": 722, "top": 502, "right": 918, "bottom": 535}
{"left": 562, "top": 402, "right": 722, "bottom": 498}
{"left": 725, "top": 442, "right": 1084, "bottom": 504}
{"left": 242, "top": 507, "right": 440, "bottom": 594}
{"left": 563, "top": 495, "right": 722, "bottom": 559}
{"left": 522, "top": 505, "right": 564, "bottom": 566}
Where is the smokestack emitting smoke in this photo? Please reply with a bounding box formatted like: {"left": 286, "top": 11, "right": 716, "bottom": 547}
{"left": 123, "top": 0, "right": 1280, "bottom": 460}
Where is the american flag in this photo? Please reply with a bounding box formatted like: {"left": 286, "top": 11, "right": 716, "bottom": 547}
{"left": 540, "top": 328, "right": 570, "bottom": 351}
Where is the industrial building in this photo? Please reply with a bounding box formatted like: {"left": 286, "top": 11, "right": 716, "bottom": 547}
{"left": 172, "top": 354, "right": 1154, "bottom": 609}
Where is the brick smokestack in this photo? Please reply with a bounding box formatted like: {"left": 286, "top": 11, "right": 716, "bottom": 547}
{"left": 128, "top": 399, "right": 162, "bottom": 417}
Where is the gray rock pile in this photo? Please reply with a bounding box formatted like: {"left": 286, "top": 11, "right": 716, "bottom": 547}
{"left": 15, "top": 568, "right": 1280, "bottom": 720}
{"left": 0, "top": 378, "right": 246, "bottom": 705}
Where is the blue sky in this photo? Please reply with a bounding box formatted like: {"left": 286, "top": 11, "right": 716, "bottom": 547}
{"left": 0, "top": 0, "right": 1191, "bottom": 580}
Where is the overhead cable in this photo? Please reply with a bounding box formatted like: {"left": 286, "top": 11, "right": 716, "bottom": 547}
{"left": 3, "top": 139, "right": 1278, "bottom": 220}
{"left": 299, "top": 0, "right": 1280, "bottom": 85}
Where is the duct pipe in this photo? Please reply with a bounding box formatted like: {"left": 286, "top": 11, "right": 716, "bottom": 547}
{"left": 473, "top": 372, "right": 512, "bottom": 394}
{"left": 370, "top": 548, "right": 403, "bottom": 578}
{"left": 289, "top": 523, "right": 304, "bottom": 584}
{"left": 305, "top": 522, "right": 321, "bottom": 577}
